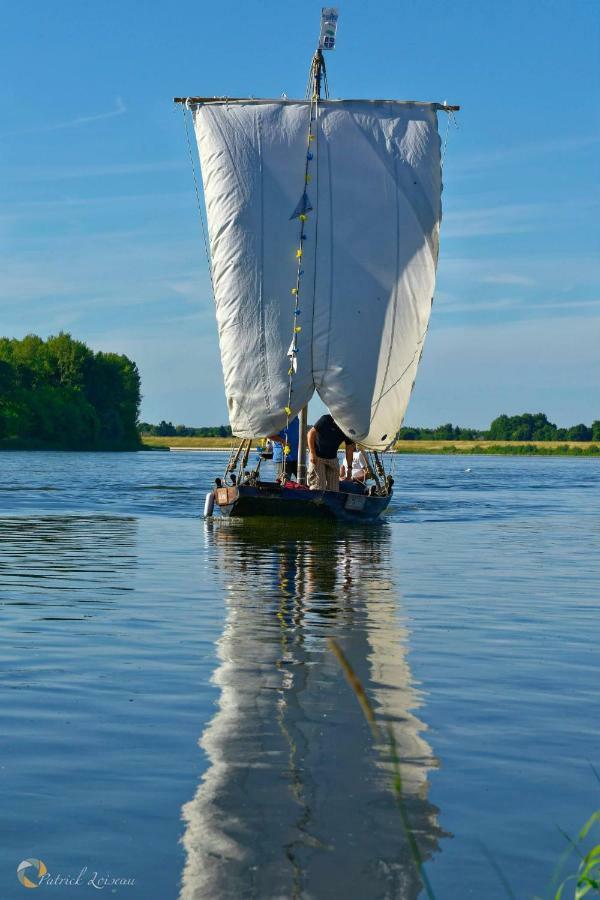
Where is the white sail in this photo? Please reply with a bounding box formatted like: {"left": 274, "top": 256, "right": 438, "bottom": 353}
{"left": 192, "top": 99, "right": 443, "bottom": 449}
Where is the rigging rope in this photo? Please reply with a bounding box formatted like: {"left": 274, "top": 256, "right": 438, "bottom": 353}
{"left": 181, "top": 103, "right": 214, "bottom": 295}
{"left": 440, "top": 108, "right": 458, "bottom": 170}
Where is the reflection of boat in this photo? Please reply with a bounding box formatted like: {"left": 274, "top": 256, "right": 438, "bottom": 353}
{"left": 180, "top": 520, "right": 445, "bottom": 898}
{"left": 175, "top": 8, "right": 458, "bottom": 522}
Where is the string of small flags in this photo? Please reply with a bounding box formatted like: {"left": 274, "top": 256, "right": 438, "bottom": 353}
{"left": 282, "top": 93, "right": 318, "bottom": 460}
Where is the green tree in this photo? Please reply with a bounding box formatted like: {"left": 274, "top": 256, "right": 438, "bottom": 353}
{"left": 0, "top": 333, "right": 140, "bottom": 449}
{"left": 433, "top": 422, "right": 455, "bottom": 440}
{"left": 488, "top": 414, "right": 510, "bottom": 440}
{"left": 566, "top": 424, "right": 592, "bottom": 442}
{"left": 156, "top": 420, "right": 176, "bottom": 437}
{"left": 488, "top": 412, "right": 558, "bottom": 441}
{"left": 46, "top": 332, "right": 92, "bottom": 390}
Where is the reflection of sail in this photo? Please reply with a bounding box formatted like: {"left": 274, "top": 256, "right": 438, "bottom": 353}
{"left": 181, "top": 521, "right": 443, "bottom": 899}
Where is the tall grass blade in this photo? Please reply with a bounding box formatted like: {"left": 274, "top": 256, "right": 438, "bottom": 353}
{"left": 328, "top": 638, "right": 436, "bottom": 900}
{"left": 327, "top": 638, "right": 379, "bottom": 740}
{"left": 478, "top": 842, "right": 518, "bottom": 899}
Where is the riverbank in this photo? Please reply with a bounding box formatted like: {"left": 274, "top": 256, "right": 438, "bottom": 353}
{"left": 141, "top": 436, "right": 600, "bottom": 455}
{"left": 0, "top": 437, "right": 142, "bottom": 452}
{"left": 394, "top": 440, "right": 600, "bottom": 455}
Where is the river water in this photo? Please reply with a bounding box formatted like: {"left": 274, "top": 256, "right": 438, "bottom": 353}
{"left": 1, "top": 450, "right": 598, "bottom": 899}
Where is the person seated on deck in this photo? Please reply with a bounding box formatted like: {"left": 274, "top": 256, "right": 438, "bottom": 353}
{"left": 268, "top": 415, "right": 300, "bottom": 482}
{"left": 307, "top": 414, "right": 355, "bottom": 492}
{"left": 340, "top": 447, "right": 369, "bottom": 483}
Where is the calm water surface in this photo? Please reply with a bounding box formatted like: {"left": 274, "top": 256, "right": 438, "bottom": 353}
{"left": 1, "top": 451, "right": 598, "bottom": 898}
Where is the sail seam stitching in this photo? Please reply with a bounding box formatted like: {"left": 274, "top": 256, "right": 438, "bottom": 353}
{"left": 256, "top": 109, "right": 273, "bottom": 416}
{"left": 320, "top": 130, "right": 334, "bottom": 383}
{"left": 309, "top": 97, "right": 320, "bottom": 387}
{"left": 369, "top": 329, "right": 427, "bottom": 410}
{"left": 370, "top": 105, "right": 402, "bottom": 428}
{"left": 205, "top": 106, "right": 258, "bottom": 434}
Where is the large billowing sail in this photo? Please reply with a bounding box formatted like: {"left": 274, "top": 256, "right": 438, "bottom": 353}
{"left": 192, "top": 99, "right": 443, "bottom": 449}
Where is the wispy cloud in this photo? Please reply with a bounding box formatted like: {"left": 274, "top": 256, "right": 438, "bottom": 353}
{"left": 437, "top": 296, "right": 521, "bottom": 314}
{"left": 0, "top": 191, "right": 191, "bottom": 224}
{"left": 530, "top": 298, "right": 600, "bottom": 312}
{"left": 14, "top": 97, "right": 127, "bottom": 135}
{"left": 414, "top": 313, "right": 600, "bottom": 427}
{"left": 443, "top": 198, "right": 595, "bottom": 239}
{"left": 450, "top": 134, "right": 600, "bottom": 174}
{"left": 443, "top": 204, "right": 539, "bottom": 238}
{"left": 481, "top": 274, "right": 535, "bottom": 286}
{"left": 5, "top": 159, "right": 186, "bottom": 183}
{"left": 440, "top": 253, "right": 600, "bottom": 290}
{"left": 0, "top": 230, "right": 210, "bottom": 308}
{"left": 437, "top": 295, "right": 600, "bottom": 316}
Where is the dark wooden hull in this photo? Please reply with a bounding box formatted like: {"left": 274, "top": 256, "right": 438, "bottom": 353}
{"left": 214, "top": 482, "right": 391, "bottom": 522}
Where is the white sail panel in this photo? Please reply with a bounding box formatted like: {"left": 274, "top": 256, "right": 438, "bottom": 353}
{"left": 311, "top": 103, "right": 441, "bottom": 449}
{"left": 193, "top": 100, "right": 442, "bottom": 447}
{"left": 193, "top": 102, "right": 316, "bottom": 439}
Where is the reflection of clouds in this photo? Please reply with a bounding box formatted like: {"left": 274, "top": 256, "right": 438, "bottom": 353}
{"left": 181, "top": 521, "right": 444, "bottom": 899}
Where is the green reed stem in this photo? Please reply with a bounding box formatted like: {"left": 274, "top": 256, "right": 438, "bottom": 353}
{"left": 328, "top": 638, "right": 437, "bottom": 900}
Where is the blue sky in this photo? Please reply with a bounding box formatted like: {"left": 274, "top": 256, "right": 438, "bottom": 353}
{"left": 1, "top": 0, "right": 598, "bottom": 427}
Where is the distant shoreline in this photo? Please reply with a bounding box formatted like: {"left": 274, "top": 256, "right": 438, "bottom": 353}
{"left": 1, "top": 436, "right": 597, "bottom": 456}
{"left": 141, "top": 436, "right": 600, "bottom": 456}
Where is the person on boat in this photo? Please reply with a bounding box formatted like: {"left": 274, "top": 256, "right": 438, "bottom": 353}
{"left": 269, "top": 416, "right": 300, "bottom": 481}
{"left": 307, "top": 414, "right": 355, "bottom": 491}
{"left": 259, "top": 438, "right": 274, "bottom": 459}
{"left": 340, "top": 448, "right": 369, "bottom": 482}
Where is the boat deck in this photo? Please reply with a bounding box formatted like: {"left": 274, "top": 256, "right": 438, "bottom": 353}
{"left": 214, "top": 480, "right": 391, "bottom": 521}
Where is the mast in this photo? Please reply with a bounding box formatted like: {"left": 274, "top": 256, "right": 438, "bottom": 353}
{"left": 176, "top": 6, "right": 458, "bottom": 451}
{"left": 297, "top": 406, "right": 308, "bottom": 484}
{"left": 297, "top": 45, "right": 329, "bottom": 485}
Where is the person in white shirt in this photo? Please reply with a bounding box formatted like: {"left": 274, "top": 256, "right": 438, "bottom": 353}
{"left": 340, "top": 448, "right": 369, "bottom": 482}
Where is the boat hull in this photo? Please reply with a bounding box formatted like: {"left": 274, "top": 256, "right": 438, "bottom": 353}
{"left": 213, "top": 482, "right": 391, "bottom": 522}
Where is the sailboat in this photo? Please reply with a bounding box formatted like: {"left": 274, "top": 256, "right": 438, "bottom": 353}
{"left": 175, "top": 8, "right": 458, "bottom": 521}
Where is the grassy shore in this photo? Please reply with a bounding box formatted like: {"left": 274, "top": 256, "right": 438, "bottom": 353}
{"left": 141, "top": 436, "right": 600, "bottom": 456}
{"left": 394, "top": 440, "right": 600, "bottom": 455}
{"left": 142, "top": 436, "right": 234, "bottom": 449}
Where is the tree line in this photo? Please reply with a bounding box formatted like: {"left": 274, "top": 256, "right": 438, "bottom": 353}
{"left": 140, "top": 413, "right": 600, "bottom": 443}
{"left": 399, "top": 413, "right": 600, "bottom": 442}
{"left": 0, "top": 333, "right": 141, "bottom": 449}
{"left": 139, "top": 421, "right": 232, "bottom": 438}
